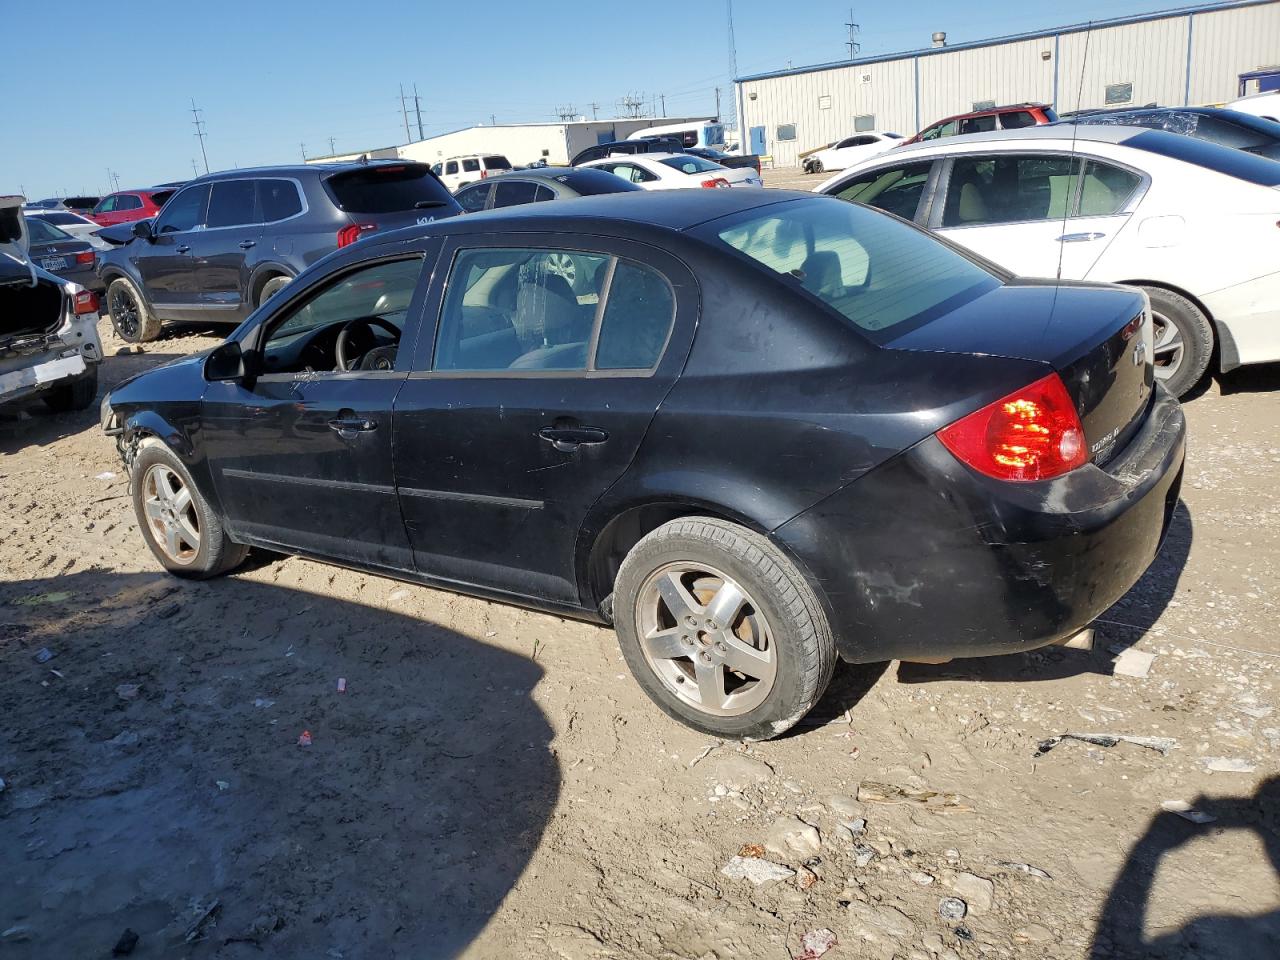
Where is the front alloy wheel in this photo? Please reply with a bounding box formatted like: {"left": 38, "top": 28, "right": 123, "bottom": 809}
{"left": 142, "top": 463, "right": 200, "bottom": 565}
{"left": 1150, "top": 311, "right": 1184, "bottom": 385}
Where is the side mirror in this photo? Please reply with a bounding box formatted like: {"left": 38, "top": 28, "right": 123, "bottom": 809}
{"left": 132, "top": 219, "right": 154, "bottom": 241}
{"left": 204, "top": 340, "right": 247, "bottom": 382}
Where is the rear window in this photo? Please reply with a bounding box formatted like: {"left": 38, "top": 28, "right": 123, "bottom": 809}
{"left": 705, "top": 198, "right": 999, "bottom": 341}
{"left": 660, "top": 155, "right": 722, "bottom": 175}
{"left": 558, "top": 170, "right": 642, "bottom": 195}
{"left": 25, "top": 218, "right": 71, "bottom": 243}
{"left": 35, "top": 212, "right": 81, "bottom": 226}
{"left": 483, "top": 155, "right": 511, "bottom": 170}
{"left": 1125, "top": 129, "right": 1280, "bottom": 186}
{"left": 324, "top": 164, "right": 454, "bottom": 214}
{"left": 148, "top": 191, "right": 175, "bottom": 207}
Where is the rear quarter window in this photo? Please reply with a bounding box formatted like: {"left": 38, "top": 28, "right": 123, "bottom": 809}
{"left": 483, "top": 156, "right": 511, "bottom": 170}
{"left": 462, "top": 159, "right": 481, "bottom": 173}
{"left": 324, "top": 165, "right": 456, "bottom": 214}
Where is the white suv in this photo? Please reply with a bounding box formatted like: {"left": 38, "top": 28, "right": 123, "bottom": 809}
{"left": 431, "top": 155, "right": 513, "bottom": 192}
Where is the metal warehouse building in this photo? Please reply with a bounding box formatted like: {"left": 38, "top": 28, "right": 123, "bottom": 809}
{"left": 734, "top": 0, "right": 1280, "bottom": 167}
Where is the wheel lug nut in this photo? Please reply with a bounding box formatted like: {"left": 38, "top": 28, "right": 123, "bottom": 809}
{"left": 682, "top": 635, "right": 694, "bottom": 646}
{"left": 699, "top": 652, "right": 712, "bottom": 664}
{"left": 706, "top": 619, "right": 718, "bottom": 631}
{"left": 684, "top": 616, "right": 698, "bottom": 629}
{"left": 715, "top": 641, "right": 727, "bottom": 653}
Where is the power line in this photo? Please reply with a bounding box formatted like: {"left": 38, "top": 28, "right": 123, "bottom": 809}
{"left": 190, "top": 99, "right": 209, "bottom": 174}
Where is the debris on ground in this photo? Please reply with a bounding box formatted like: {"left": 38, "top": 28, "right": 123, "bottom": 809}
{"left": 1200, "top": 756, "right": 1257, "bottom": 773}
{"left": 94, "top": 471, "right": 117, "bottom": 481}
{"left": 1, "top": 925, "right": 32, "bottom": 943}
{"left": 184, "top": 901, "right": 221, "bottom": 944}
{"left": 336, "top": 677, "right": 347, "bottom": 693}
{"left": 688, "top": 742, "right": 719, "bottom": 767}
{"left": 111, "top": 927, "right": 139, "bottom": 956}
{"left": 992, "top": 859, "right": 1051, "bottom": 879}
{"left": 0, "top": 776, "right": 6, "bottom": 793}
{"left": 297, "top": 731, "right": 313, "bottom": 747}
{"left": 1110, "top": 645, "right": 1156, "bottom": 678}
{"left": 252, "top": 698, "right": 275, "bottom": 709}
{"left": 1034, "top": 732, "right": 1177, "bottom": 757}
{"left": 764, "top": 815, "right": 821, "bottom": 859}
{"left": 856, "top": 780, "right": 973, "bottom": 813}
{"left": 13, "top": 591, "right": 71, "bottom": 606}
{"left": 795, "top": 927, "right": 837, "bottom": 959}
{"left": 796, "top": 865, "right": 819, "bottom": 890}
{"left": 950, "top": 872, "right": 995, "bottom": 915}
{"left": 1160, "top": 799, "right": 1217, "bottom": 823}
{"left": 938, "top": 897, "right": 967, "bottom": 920}
{"left": 216, "top": 780, "right": 230, "bottom": 791}
{"left": 720, "top": 855, "right": 795, "bottom": 885}
{"left": 737, "top": 843, "right": 765, "bottom": 858}
{"left": 852, "top": 844, "right": 876, "bottom": 868}
{"left": 33, "top": 647, "right": 54, "bottom": 664}
{"left": 115, "top": 683, "right": 140, "bottom": 701}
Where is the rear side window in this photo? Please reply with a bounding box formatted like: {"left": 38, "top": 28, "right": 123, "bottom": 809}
{"left": 116, "top": 195, "right": 143, "bottom": 211}
{"left": 707, "top": 197, "right": 998, "bottom": 341}
{"left": 455, "top": 183, "right": 490, "bottom": 213}
{"left": 1000, "top": 110, "right": 1038, "bottom": 129}
{"left": 560, "top": 170, "right": 641, "bottom": 195}
{"left": 462, "top": 159, "right": 481, "bottom": 173}
{"left": 483, "top": 156, "right": 511, "bottom": 170}
{"left": 1125, "top": 129, "right": 1280, "bottom": 186}
{"left": 324, "top": 164, "right": 455, "bottom": 214}
{"left": 533, "top": 185, "right": 555, "bottom": 202}
{"left": 149, "top": 191, "right": 176, "bottom": 207}
{"left": 259, "top": 179, "right": 303, "bottom": 221}
{"left": 832, "top": 162, "right": 933, "bottom": 221}
{"left": 942, "top": 155, "right": 1077, "bottom": 226}
{"left": 595, "top": 261, "right": 675, "bottom": 369}
{"left": 960, "top": 115, "right": 997, "bottom": 134}
{"left": 1078, "top": 160, "right": 1142, "bottom": 215}
{"left": 206, "top": 180, "right": 259, "bottom": 228}
{"left": 445, "top": 161, "right": 459, "bottom": 175}
{"left": 492, "top": 180, "right": 541, "bottom": 208}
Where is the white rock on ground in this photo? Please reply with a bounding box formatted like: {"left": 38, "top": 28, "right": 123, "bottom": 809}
{"left": 720, "top": 856, "right": 795, "bottom": 886}
{"left": 711, "top": 753, "right": 775, "bottom": 791}
{"left": 1111, "top": 646, "right": 1156, "bottom": 678}
{"left": 950, "top": 872, "right": 995, "bottom": 915}
{"left": 764, "top": 815, "right": 822, "bottom": 859}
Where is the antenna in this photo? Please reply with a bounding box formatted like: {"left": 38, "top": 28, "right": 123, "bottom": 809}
{"left": 845, "top": 9, "right": 861, "bottom": 61}
{"left": 1057, "top": 22, "right": 1093, "bottom": 282}
{"left": 190, "top": 99, "right": 209, "bottom": 174}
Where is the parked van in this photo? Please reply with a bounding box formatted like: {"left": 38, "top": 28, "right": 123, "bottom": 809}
{"left": 431, "top": 155, "right": 514, "bottom": 192}
{"left": 627, "top": 120, "right": 726, "bottom": 150}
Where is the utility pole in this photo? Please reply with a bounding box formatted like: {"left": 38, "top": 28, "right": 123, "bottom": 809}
{"left": 727, "top": 0, "right": 743, "bottom": 134}
{"left": 660, "top": 93, "right": 667, "bottom": 118}
{"left": 715, "top": 86, "right": 721, "bottom": 121}
{"left": 845, "top": 8, "right": 861, "bottom": 61}
{"left": 490, "top": 113, "right": 497, "bottom": 126}
{"left": 328, "top": 136, "right": 337, "bottom": 155}
{"left": 191, "top": 159, "right": 199, "bottom": 176}
{"left": 300, "top": 142, "right": 307, "bottom": 161}
{"left": 399, "top": 84, "right": 412, "bottom": 142}
{"left": 589, "top": 102, "right": 599, "bottom": 120}
{"left": 412, "top": 84, "right": 425, "bottom": 140}
{"left": 190, "top": 98, "right": 209, "bottom": 173}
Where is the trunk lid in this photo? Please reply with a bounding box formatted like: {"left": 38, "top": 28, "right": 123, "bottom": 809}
{"left": 322, "top": 163, "right": 463, "bottom": 235}
{"left": 886, "top": 281, "right": 1154, "bottom": 465}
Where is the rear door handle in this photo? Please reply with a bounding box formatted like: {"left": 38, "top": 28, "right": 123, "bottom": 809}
{"left": 176, "top": 245, "right": 190, "bottom": 253}
{"left": 538, "top": 425, "right": 608, "bottom": 452}
{"left": 327, "top": 415, "right": 377, "bottom": 437}
{"left": 1056, "top": 232, "right": 1106, "bottom": 243}
{"left": 238, "top": 240, "right": 257, "bottom": 249}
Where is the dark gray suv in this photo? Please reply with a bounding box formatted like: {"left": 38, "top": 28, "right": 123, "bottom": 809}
{"left": 98, "top": 161, "right": 460, "bottom": 342}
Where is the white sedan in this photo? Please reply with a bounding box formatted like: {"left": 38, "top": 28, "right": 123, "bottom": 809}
{"left": 23, "top": 209, "right": 112, "bottom": 251}
{"left": 1227, "top": 90, "right": 1279, "bottom": 122}
{"left": 802, "top": 131, "right": 903, "bottom": 174}
{"left": 581, "top": 153, "right": 762, "bottom": 190}
{"left": 814, "top": 124, "right": 1280, "bottom": 397}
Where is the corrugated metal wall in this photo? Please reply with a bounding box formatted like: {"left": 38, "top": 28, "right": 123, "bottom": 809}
{"left": 738, "top": 1, "right": 1280, "bottom": 167}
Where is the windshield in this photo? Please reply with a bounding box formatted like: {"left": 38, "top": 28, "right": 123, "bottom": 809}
{"left": 704, "top": 197, "right": 999, "bottom": 341}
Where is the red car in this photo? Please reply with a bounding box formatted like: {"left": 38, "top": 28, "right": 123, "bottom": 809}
{"left": 902, "top": 103, "right": 1058, "bottom": 145}
{"left": 88, "top": 188, "right": 177, "bottom": 227}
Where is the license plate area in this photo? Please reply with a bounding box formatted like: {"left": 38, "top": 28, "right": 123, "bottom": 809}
{"left": 41, "top": 256, "right": 68, "bottom": 271}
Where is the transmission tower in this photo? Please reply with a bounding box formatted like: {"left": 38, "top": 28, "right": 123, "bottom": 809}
{"left": 190, "top": 99, "right": 209, "bottom": 173}
{"left": 555, "top": 104, "right": 579, "bottom": 121}
{"left": 618, "top": 93, "right": 646, "bottom": 118}
{"left": 845, "top": 9, "right": 861, "bottom": 61}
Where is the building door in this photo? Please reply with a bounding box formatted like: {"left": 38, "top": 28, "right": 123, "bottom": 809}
{"left": 750, "top": 126, "right": 766, "bottom": 155}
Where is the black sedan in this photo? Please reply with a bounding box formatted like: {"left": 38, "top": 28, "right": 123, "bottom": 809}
{"left": 23, "top": 216, "right": 102, "bottom": 291}
{"left": 100, "top": 190, "right": 1185, "bottom": 739}
{"left": 454, "top": 166, "right": 641, "bottom": 213}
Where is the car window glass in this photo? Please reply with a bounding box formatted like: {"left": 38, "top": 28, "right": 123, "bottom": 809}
{"left": 660, "top": 156, "right": 721, "bottom": 175}
{"left": 266, "top": 257, "right": 423, "bottom": 349}
{"left": 25, "top": 218, "right": 69, "bottom": 243}
{"left": 711, "top": 197, "right": 998, "bottom": 340}
{"left": 595, "top": 260, "right": 674, "bottom": 369}
{"left": 836, "top": 138, "right": 859, "bottom": 149}
{"left": 95, "top": 196, "right": 116, "bottom": 213}
{"left": 533, "top": 184, "right": 556, "bottom": 202}
{"left": 462, "top": 158, "right": 481, "bottom": 173}
{"left": 483, "top": 155, "right": 511, "bottom": 170}
{"left": 155, "top": 184, "right": 210, "bottom": 233}
{"left": 445, "top": 161, "right": 459, "bottom": 174}
{"left": 455, "top": 184, "right": 490, "bottom": 212}
{"left": 942, "top": 155, "right": 1078, "bottom": 227}
{"left": 259, "top": 179, "right": 303, "bottom": 221}
{"left": 833, "top": 162, "right": 932, "bottom": 221}
{"left": 40, "top": 212, "right": 80, "bottom": 226}
{"left": 1077, "top": 160, "right": 1141, "bottom": 216}
{"left": 206, "top": 180, "right": 260, "bottom": 228}
{"left": 1000, "top": 110, "right": 1038, "bottom": 129}
{"left": 434, "top": 247, "right": 610, "bottom": 372}
{"left": 492, "top": 180, "right": 541, "bottom": 208}
{"left": 960, "top": 115, "right": 998, "bottom": 134}
{"left": 116, "top": 195, "right": 143, "bottom": 211}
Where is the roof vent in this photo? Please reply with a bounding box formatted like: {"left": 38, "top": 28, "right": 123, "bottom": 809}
{"left": 932, "top": 31, "right": 947, "bottom": 47}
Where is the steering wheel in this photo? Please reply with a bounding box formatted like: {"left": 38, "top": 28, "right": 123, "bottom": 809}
{"left": 335, "top": 316, "right": 402, "bottom": 371}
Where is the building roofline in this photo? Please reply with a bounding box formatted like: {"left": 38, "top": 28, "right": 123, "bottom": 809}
{"left": 736, "top": 0, "right": 1277, "bottom": 83}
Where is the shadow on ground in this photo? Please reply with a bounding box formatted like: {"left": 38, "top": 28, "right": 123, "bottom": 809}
{"left": 1090, "top": 776, "right": 1280, "bottom": 959}
{"left": 0, "top": 570, "right": 557, "bottom": 958}
{"left": 897, "top": 501, "right": 1193, "bottom": 685}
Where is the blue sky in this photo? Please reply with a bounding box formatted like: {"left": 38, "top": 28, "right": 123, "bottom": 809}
{"left": 3, "top": 0, "right": 1169, "bottom": 197}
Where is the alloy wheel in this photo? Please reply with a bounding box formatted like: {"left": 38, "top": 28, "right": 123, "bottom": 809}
{"left": 142, "top": 464, "right": 200, "bottom": 565}
{"left": 259, "top": 275, "right": 291, "bottom": 305}
{"left": 544, "top": 252, "right": 578, "bottom": 288}
{"left": 1151, "top": 311, "right": 1184, "bottom": 384}
{"left": 635, "top": 562, "right": 776, "bottom": 717}
{"left": 110, "top": 286, "right": 140, "bottom": 339}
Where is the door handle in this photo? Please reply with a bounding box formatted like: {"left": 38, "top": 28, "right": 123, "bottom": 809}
{"left": 538, "top": 425, "right": 609, "bottom": 452}
{"left": 327, "top": 415, "right": 377, "bottom": 438}
{"left": 238, "top": 239, "right": 257, "bottom": 249}
{"left": 176, "top": 245, "right": 190, "bottom": 253}
{"left": 1056, "top": 232, "right": 1106, "bottom": 243}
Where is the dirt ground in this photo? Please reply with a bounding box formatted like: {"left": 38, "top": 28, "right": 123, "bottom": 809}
{"left": 1, "top": 302, "right": 1278, "bottom": 960}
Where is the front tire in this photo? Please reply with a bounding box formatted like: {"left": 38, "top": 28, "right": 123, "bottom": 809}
{"left": 106, "top": 277, "right": 162, "bottom": 343}
{"left": 42, "top": 367, "right": 98, "bottom": 412}
{"left": 130, "top": 441, "right": 248, "bottom": 578}
{"left": 1142, "top": 286, "right": 1213, "bottom": 398}
{"left": 613, "top": 517, "right": 836, "bottom": 740}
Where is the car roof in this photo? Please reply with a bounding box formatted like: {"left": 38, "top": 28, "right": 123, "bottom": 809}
{"left": 932, "top": 103, "right": 1050, "bottom": 123}
{"left": 884, "top": 122, "right": 1163, "bottom": 158}
{"left": 478, "top": 167, "right": 616, "bottom": 184}
{"left": 179, "top": 160, "right": 427, "bottom": 184}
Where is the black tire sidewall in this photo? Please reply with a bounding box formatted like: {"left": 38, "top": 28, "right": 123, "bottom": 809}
{"left": 614, "top": 522, "right": 827, "bottom": 740}
{"left": 108, "top": 278, "right": 159, "bottom": 343}
{"left": 130, "top": 442, "right": 230, "bottom": 578}
{"left": 1143, "top": 286, "right": 1212, "bottom": 398}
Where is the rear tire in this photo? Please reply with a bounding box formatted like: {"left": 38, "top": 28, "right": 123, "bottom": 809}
{"left": 130, "top": 440, "right": 248, "bottom": 579}
{"left": 107, "top": 277, "right": 162, "bottom": 343}
{"left": 613, "top": 517, "right": 836, "bottom": 740}
{"left": 256, "top": 274, "right": 291, "bottom": 307}
{"left": 811, "top": 159, "right": 824, "bottom": 174}
{"left": 42, "top": 367, "right": 98, "bottom": 412}
{"left": 1141, "top": 286, "right": 1212, "bottom": 399}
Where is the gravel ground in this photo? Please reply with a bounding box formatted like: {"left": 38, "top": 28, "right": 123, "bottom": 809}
{"left": 1, "top": 302, "right": 1277, "bottom": 959}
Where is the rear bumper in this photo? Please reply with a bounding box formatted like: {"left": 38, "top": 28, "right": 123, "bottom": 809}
{"left": 774, "top": 386, "right": 1186, "bottom": 663}
{"left": 1203, "top": 270, "right": 1280, "bottom": 372}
